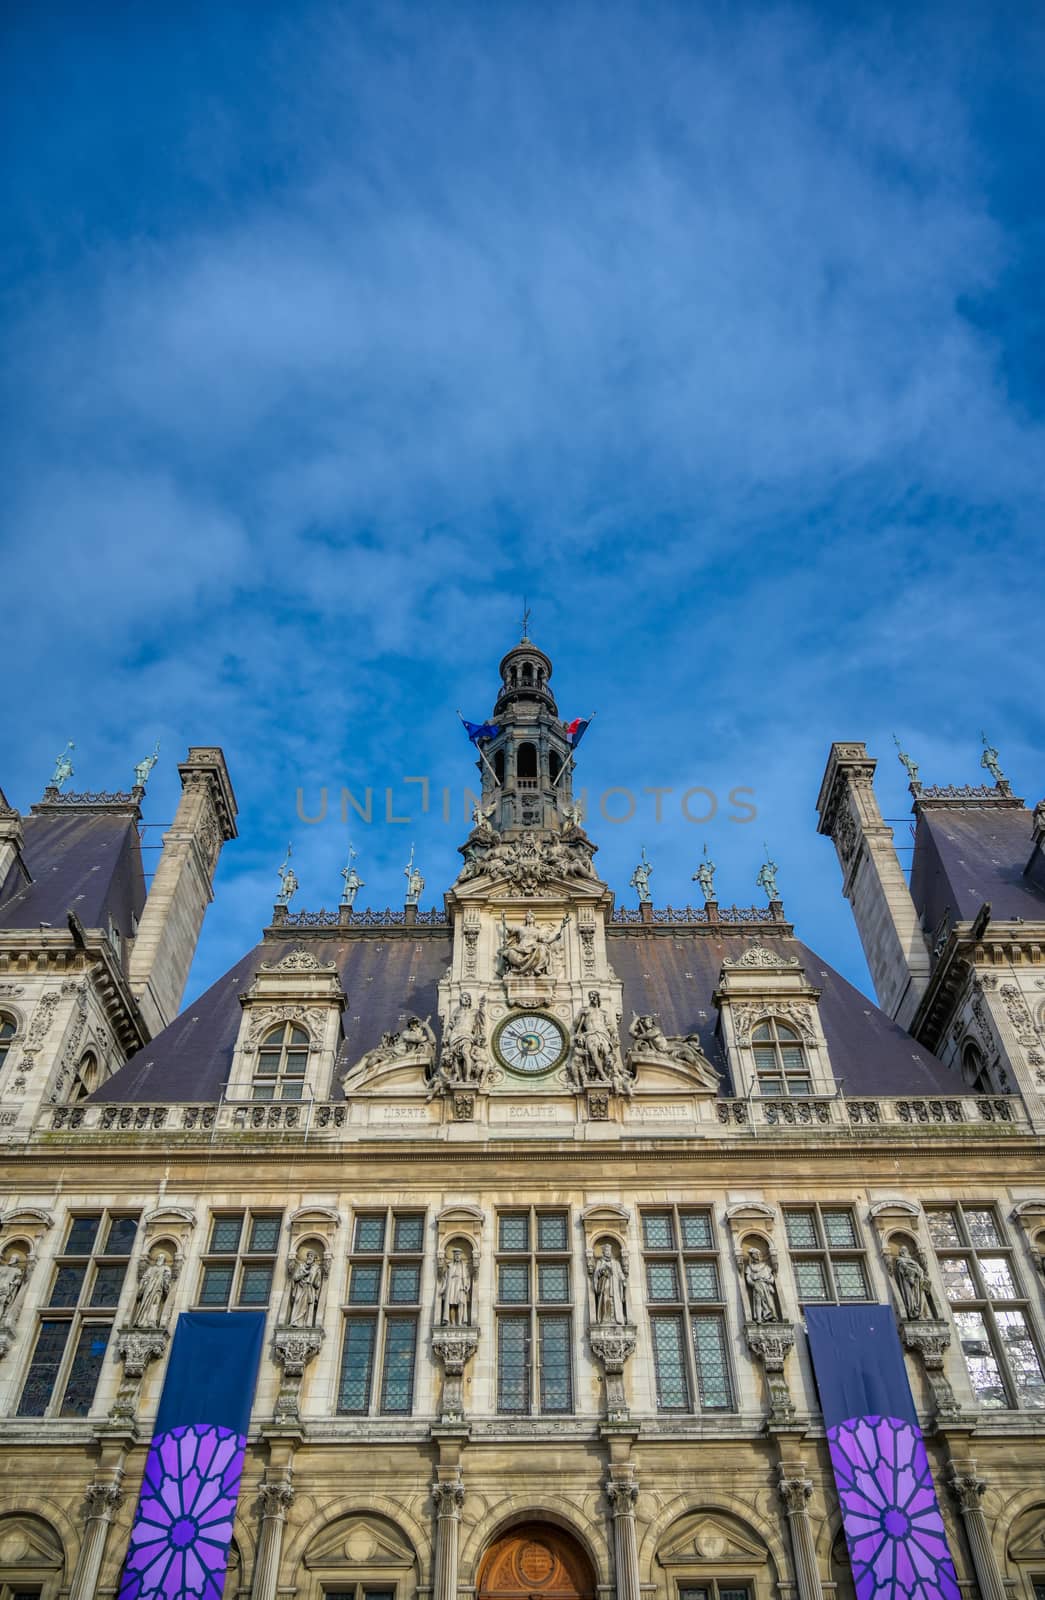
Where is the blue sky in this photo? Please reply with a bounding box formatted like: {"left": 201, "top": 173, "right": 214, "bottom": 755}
{"left": 2, "top": 0, "right": 1043, "bottom": 1006}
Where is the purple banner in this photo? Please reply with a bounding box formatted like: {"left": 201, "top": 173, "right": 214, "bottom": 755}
{"left": 807, "top": 1306, "right": 959, "bottom": 1600}
{"left": 118, "top": 1312, "right": 265, "bottom": 1600}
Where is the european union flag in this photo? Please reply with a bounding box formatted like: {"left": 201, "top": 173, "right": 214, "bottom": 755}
{"left": 462, "top": 719, "right": 500, "bottom": 743}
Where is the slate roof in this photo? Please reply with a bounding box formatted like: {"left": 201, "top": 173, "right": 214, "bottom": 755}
{"left": 909, "top": 801, "right": 1045, "bottom": 946}
{"left": 0, "top": 810, "right": 147, "bottom": 972}
{"left": 92, "top": 921, "right": 958, "bottom": 1104}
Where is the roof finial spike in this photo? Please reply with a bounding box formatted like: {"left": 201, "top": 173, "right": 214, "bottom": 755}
{"left": 893, "top": 733, "right": 920, "bottom": 787}
{"left": 275, "top": 841, "right": 298, "bottom": 907}
{"left": 756, "top": 845, "right": 780, "bottom": 905}
{"left": 980, "top": 731, "right": 1006, "bottom": 786}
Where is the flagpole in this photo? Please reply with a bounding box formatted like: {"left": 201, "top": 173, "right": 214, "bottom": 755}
{"left": 456, "top": 710, "right": 502, "bottom": 788}
{"left": 553, "top": 710, "right": 596, "bottom": 788}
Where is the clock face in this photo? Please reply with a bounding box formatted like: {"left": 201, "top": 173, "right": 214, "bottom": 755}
{"left": 494, "top": 1012, "right": 567, "bottom": 1076}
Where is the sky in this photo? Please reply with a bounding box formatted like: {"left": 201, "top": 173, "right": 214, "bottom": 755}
{"left": 2, "top": 0, "right": 1043, "bottom": 1007}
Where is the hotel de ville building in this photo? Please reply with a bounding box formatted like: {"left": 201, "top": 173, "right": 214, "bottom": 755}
{"left": 0, "top": 632, "right": 1043, "bottom": 1600}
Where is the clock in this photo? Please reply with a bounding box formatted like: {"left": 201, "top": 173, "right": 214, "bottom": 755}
{"left": 493, "top": 1012, "right": 568, "bottom": 1077}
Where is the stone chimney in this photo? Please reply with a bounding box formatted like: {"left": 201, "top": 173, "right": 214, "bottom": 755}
{"left": 128, "top": 748, "right": 237, "bottom": 1034}
{"left": 816, "top": 742, "right": 930, "bottom": 1030}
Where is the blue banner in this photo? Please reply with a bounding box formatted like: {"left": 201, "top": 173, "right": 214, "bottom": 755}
{"left": 806, "top": 1306, "right": 959, "bottom": 1600}
{"left": 118, "top": 1311, "right": 265, "bottom": 1600}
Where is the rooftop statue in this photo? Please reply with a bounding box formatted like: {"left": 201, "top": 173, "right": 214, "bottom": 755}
{"left": 756, "top": 848, "right": 780, "bottom": 904}
{"left": 51, "top": 741, "right": 75, "bottom": 791}
{"left": 692, "top": 842, "right": 716, "bottom": 902}
{"left": 340, "top": 843, "right": 365, "bottom": 907}
{"left": 404, "top": 844, "right": 425, "bottom": 906}
{"left": 629, "top": 847, "right": 653, "bottom": 905}
{"left": 980, "top": 732, "right": 1005, "bottom": 784}
{"left": 276, "top": 843, "right": 299, "bottom": 907}
{"left": 133, "top": 740, "right": 161, "bottom": 789}
{"left": 893, "top": 733, "right": 920, "bottom": 785}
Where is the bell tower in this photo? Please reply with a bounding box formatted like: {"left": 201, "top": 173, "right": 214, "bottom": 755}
{"left": 479, "top": 634, "right": 577, "bottom": 832}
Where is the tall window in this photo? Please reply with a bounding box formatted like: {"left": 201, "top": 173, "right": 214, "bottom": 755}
{"left": 960, "top": 1042, "right": 990, "bottom": 1092}
{"left": 68, "top": 1050, "right": 99, "bottom": 1103}
{"left": 17, "top": 1211, "right": 138, "bottom": 1417}
{"left": 783, "top": 1207, "right": 870, "bottom": 1303}
{"left": 516, "top": 742, "right": 538, "bottom": 788}
{"left": 752, "top": 1020, "right": 811, "bottom": 1095}
{"left": 253, "top": 1022, "right": 309, "bottom": 1101}
{"left": 338, "top": 1211, "right": 424, "bottom": 1415}
{"left": 0, "top": 1015, "right": 16, "bottom": 1072}
{"left": 926, "top": 1205, "right": 1045, "bottom": 1410}
{"left": 496, "top": 1209, "right": 573, "bottom": 1414}
{"left": 198, "top": 1212, "right": 282, "bottom": 1308}
{"left": 642, "top": 1207, "right": 735, "bottom": 1413}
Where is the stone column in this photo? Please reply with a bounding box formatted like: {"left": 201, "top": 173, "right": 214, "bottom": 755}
{"left": 251, "top": 1475, "right": 295, "bottom": 1600}
{"left": 949, "top": 1467, "right": 1005, "bottom": 1600}
{"left": 779, "top": 1471, "right": 825, "bottom": 1600}
{"left": 607, "top": 1473, "right": 641, "bottom": 1600}
{"left": 432, "top": 1474, "right": 465, "bottom": 1600}
{"left": 69, "top": 1480, "right": 124, "bottom": 1600}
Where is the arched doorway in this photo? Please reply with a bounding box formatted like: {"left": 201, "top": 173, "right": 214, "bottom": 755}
{"left": 478, "top": 1522, "right": 596, "bottom": 1600}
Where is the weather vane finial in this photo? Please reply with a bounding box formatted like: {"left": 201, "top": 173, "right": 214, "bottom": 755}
{"left": 520, "top": 598, "right": 532, "bottom": 642}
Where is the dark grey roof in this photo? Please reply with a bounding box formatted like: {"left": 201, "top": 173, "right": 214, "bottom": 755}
{"left": 910, "top": 803, "right": 1045, "bottom": 940}
{"left": 0, "top": 811, "right": 147, "bottom": 958}
{"left": 92, "top": 932, "right": 452, "bottom": 1103}
{"left": 607, "top": 929, "right": 957, "bottom": 1096}
{"left": 94, "top": 919, "right": 956, "bottom": 1104}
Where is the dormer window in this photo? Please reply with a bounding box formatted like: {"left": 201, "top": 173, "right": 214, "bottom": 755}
{"left": 752, "top": 1020, "right": 811, "bottom": 1096}
{"left": 0, "top": 1014, "right": 16, "bottom": 1071}
{"left": 254, "top": 1022, "right": 310, "bottom": 1101}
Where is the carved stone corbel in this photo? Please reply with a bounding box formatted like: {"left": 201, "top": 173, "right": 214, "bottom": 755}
{"left": 899, "top": 1321, "right": 960, "bottom": 1418}
{"left": 272, "top": 1327, "right": 325, "bottom": 1422}
{"left": 589, "top": 1324, "right": 638, "bottom": 1423}
{"left": 431, "top": 1326, "right": 481, "bottom": 1424}
{"left": 110, "top": 1327, "right": 171, "bottom": 1424}
{"left": 745, "top": 1320, "right": 797, "bottom": 1424}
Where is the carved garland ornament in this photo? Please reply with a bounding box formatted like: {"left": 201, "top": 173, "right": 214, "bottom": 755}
{"left": 245, "top": 1005, "right": 324, "bottom": 1049}
{"left": 731, "top": 1002, "right": 816, "bottom": 1044}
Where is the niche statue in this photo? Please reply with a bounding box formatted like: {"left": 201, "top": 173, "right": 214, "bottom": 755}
{"left": 133, "top": 1251, "right": 173, "bottom": 1329}
{"left": 437, "top": 1247, "right": 473, "bottom": 1327}
{"left": 744, "top": 1246, "right": 779, "bottom": 1323}
{"left": 589, "top": 1241, "right": 629, "bottom": 1327}
{"left": 893, "top": 1244, "right": 929, "bottom": 1320}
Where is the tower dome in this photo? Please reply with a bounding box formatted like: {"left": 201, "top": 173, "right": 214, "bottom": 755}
{"left": 494, "top": 639, "right": 558, "bottom": 719}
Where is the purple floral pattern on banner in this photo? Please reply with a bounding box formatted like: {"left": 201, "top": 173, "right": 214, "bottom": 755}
{"left": 828, "top": 1415, "right": 960, "bottom": 1600}
{"left": 118, "top": 1423, "right": 245, "bottom": 1599}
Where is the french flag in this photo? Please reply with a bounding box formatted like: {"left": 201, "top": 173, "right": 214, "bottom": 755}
{"left": 564, "top": 718, "right": 590, "bottom": 749}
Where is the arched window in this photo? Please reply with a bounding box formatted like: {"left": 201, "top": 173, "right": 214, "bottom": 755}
{"left": 69, "top": 1050, "right": 100, "bottom": 1103}
{"left": 253, "top": 1022, "right": 310, "bottom": 1101}
{"left": 549, "top": 749, "right": 563, "bottom": 783}
{"left": 0, "top": 1014, "right": 16, "bottom": 1072}
{"left": 752, "top": 1020, "right": 812, "bottom": 1096}
{"left": 517, "top": 742, "right": 538, "bottom": 786}
{"left": 521, "top": 661, "right": 534, "bottom": 685}
{"left": 961, "top": 1040, "right": 990, "bottom": 1092}
{"left": 494, "top": 748, "right": 505, "bottom": 785}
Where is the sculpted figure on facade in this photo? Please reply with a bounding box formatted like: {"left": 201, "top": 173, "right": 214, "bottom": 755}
{"left": 51, "top": 741, "right": 75, "bottom": 791}
{"left": 589, "top": 1241, "right": 629, "bottom": 1326}
{"left": 354, "top": 1016, "right": 436, "bottom": 1079}
{"left": 629, "top": 848, "right": 653, "bottom": 905}
{"left": 693, "top": 844, "right": 717, "bottom": 902}
{"left": 756, "top": 851, "right": 780, "bottom": 903}
{"left": 286, "top": 1248, "right": 325, "bottom": 1328}
{"left": 132, "top": 1251, "right": 173, "bottom": 1329}
{"left": 276, "top": 845, "right": 298, "bottom": 908}
{"left": 437, "top": 1246, "right": 473, "bottom": 1326}
{"left": 404, "top": 845, "right": 425, "bottom": 906}
{"left": 627, "top": 1013, "right": 720, "bottom": 1086}
{"left": 573, "top": 991, "right": 629, "bottom": 1095}
{"left": 340, "top": 846, "right": 365, "bottom": 908}
{"left": 430, "top": 994, "right": 487, "bottom": 1096}
{"left": 498, "top": 910, "right": 568, "bottom": 978}
{"left": 0, "top": 1251, "right": 28, "bottom": 1328}
{"left": 892, "top": 1244, "right": 929, "bottom": 1320}
{"left": 744, "top": 1246, "right": 780, "bottom": 1323}
{"left": 133, "top": 740, "right": 161, "bottom": 789}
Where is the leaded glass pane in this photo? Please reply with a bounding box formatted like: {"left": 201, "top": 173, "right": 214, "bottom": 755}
{"left": 354, "top": 1216, "right": 386, "bottom": 1253}
{"left": 256, "top": 1051, "right": 280, "bottom": 1076}
{"left": 938, "top": 1258, "right": 977, "bottom": 1300}
{"left": 338, "top": 1316, "right": 376, "bottom": 1412}
{"left": 926, "top": 1210, "right": 961, "bottom": 1247}
{"left": 692, "top": 1311, "right": 734, "bottom": 1411}
{"left": 686, "top": 1261, "right": 720, "bottom": 1301}
{"left": 498, "top": 1316, "right": 530, "bottom": 1412}
{"left": 538, "top": 1314, "right": 572, "bottom": 1412}
{"left": 753, "top": 1046, "right": 777, "bottom": 1073}
{"left": 720, "top": 1589, "right": 751, "bottom": 1600}
{"left": 651, "top": 1314, "right": 689, "bottom": 1409}
{"left": 17, "top": 1319, "right": 70, "bottom": 1416}
{"left": 979, "top": 1257, "right": 1018, "bottom": 1300}
{"left": 238, "top": 1264, "right": 273, "bottom": 1305}
{"left": 280, "top": 1081, "right": 304, "bottom": 1100}
{"left": 104, "top": 1216, "right": 138, "bottom": 1255}
{"left": 499, "top": 1264, "right": 529, "bottom": 1303}
{"left": 834, "top": 1260, "right": 870, "bottom": 1300}
{"left": 784, "top": 1211, "right": 817, "bottom": 1248}
{"left": 823, "top": 1212, "right": 857, "bottom": 1248}
{"left": 248, "top": 1215, "right": 281, "bottom": 1254}
{"left": 785, "top": 1075, "right": 812, "bottom": 1095}
{"left": 759, "top": 1076, "right": 784, "bottom": 1095}
{"left": 209, "top": 1215, "right": 243, "bottom": 1254}
{"left": 964, "top": 1209, "right": 1001, "bottom": 1248}
{"left": 380, "top": 1318, "right": 418, "bottom": 1413}
{"left": 60, "top": 1321, "right": 112, "bottom": 1416}
{"left": 538, "top": 1263, "right": 570, "bottom": 1302}
{"left": 389, "top": 1264, "right": 420, "bottom": 1303}
{"left": 89, "top": 1264, "right": 127, "bottom": 1308}
{"left": 200, "top": 1265, "right": 234, "bottom": 1306}
{"left": 995, "top": 1311, "right": 1045, "bottom": 1408}
{"left": 751, "top": 1023, "right": 773, "bottom": 1041}
{"left": 780, "top": 1044, "right": 806, "bottom": 1071}
{"left": 349, "top": 1265, "right": 381, "bottom": 1304}
{"left": 795, "top": 1260, "right": 828, "bottom": 1301}
{"left": 394, "top": 1214, "right": 424, "bottom": 1253}
{"left": 680, "top": 1590, "right": 712, "bottom": 1600}
{"left": 65, "top": 1216, "right": 100, "bottom": 1256}
{"left": 642, "top": 1213, "right": 674, "bottom": 1250}
{"left": 284, "top": 1049, "right": 308, "bottom": 1075}
{"left": 537, "top": 1213, "right": 568, "bottom": 1252}
{"left": 680, "top": 1213, "right": 712, "bottom": 1249}
{"left": 499, "top": 1215, "right": 529, "bottom": 1252}
{"left": 646, "top": 1262, "right": 680, "bottom": 1301}
{"left": 953, "top": 1310, "right": 1007, "bottom": 1407}
{"left": 49, "top": 1265, "right": 86, "bottom": 1307}
{"left": 252, "top": 1083, "right": 275, "bottom": 1101}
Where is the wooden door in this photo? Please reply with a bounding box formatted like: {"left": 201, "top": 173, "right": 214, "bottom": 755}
{"left": 477, "top": 1522, "right": 596, "bottom": 1600}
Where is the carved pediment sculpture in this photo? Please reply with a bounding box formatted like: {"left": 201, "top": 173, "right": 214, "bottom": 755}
{"left": 625, "top": 1013, "right": 720, "bottom": 1091}
{"left": 455, "top": 824, "right": 599, "bottom": 890}
{"left": 345, "top": 1015, "right": 436, "bottom": 1085}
